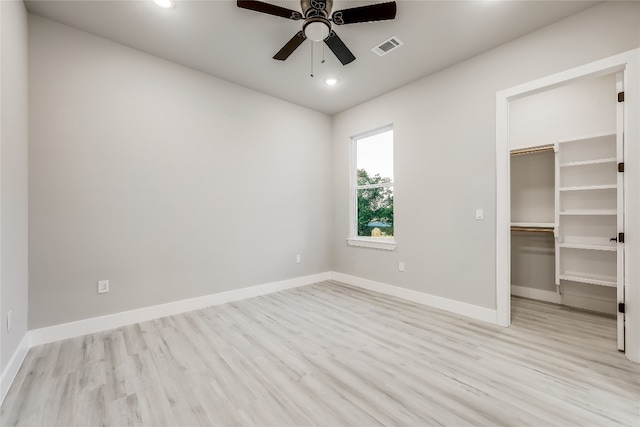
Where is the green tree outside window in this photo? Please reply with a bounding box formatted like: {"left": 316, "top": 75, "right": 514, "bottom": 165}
{"left": 357, "top": 169, "right": 394, "bottom": 237}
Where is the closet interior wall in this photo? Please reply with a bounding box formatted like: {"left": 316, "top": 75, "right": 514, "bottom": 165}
{"left": 510, "top": 149, "right": 556, "bottom": 296}
{"left": 509, "top": 74, "right": 617, "bottom": 315}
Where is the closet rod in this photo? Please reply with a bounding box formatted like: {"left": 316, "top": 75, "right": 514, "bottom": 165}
{"left": 510, "top": 226, "right": 555, "bottom": 233}
{"left": 510, "top": 145, "right": 554, "bottom": 156}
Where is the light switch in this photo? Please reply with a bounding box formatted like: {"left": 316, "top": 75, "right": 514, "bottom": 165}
{"left": 475, "top": 208, "right": 484, "bottom": 220}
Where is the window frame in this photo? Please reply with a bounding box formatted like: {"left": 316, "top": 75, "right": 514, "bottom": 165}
{"left": 347, "top": 125, "right": 397, "bottom": 251}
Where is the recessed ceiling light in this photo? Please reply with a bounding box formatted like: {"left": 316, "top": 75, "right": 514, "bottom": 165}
{"left": 324, "top": 77, "right": 339, "bottom": 86}
{"left": 153, "top": 0, "right": 174, "bottom": 8}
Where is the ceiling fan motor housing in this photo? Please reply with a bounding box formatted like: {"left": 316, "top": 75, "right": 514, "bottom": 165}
{"left": 302, "top": 0, "right": 332, "bottom": 41}
{"left": 301, "top": 0, "right": 333, "bottom": 17}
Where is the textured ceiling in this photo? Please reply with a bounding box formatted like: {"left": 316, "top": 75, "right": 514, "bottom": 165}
{"left": 25, "top": 0, "right": 600, "bottom": 114}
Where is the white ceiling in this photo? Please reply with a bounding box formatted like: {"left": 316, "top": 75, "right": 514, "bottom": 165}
{"left": 25, "top": 0, "right": 601, "bottom": 115}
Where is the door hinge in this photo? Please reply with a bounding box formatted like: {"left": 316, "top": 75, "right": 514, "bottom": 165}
{"left": 619, "top": 232, "right": 625, "bottom": 243}
{"left": 618, "top": 302, "right": 625, "bottom": 314}
{"left": 618, "top": 162, "right": 624, "bottom": 172}
{"left": 618, "top": 91, "right": 624, "bottom": 102}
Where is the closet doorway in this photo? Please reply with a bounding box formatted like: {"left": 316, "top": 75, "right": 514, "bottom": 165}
{"left": 508, "top": 73, "right": 624, "bottom": 350}
{"left": 496, "top": 50, "right": 640, "bottom": 362}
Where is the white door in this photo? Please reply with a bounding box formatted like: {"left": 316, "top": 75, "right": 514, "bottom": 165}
{"left": 615, "top": 72, "right": 625, "bottom": 351}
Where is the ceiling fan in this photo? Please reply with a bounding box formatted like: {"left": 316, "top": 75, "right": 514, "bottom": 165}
{"left": 237, "top": 0, "right": 397, "bottom": 65}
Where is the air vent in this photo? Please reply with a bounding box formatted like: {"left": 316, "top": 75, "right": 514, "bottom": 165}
{"left": 371, "top": 36, "right": 403, "bottom": 56}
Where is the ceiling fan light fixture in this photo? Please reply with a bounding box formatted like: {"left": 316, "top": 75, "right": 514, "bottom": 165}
{"left": 304, "top": 20, "right": 330, "bottom": 42}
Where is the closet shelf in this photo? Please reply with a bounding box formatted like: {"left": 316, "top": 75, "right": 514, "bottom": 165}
{"left": 559, "top": 184, "right": 617, "bottom": 192}
{"left": 511, "top": 222, "right": 555, "bottom": 228}
{"left": 559, "top": 272, "right": 616, "bottom": 287}
{"left": 558, "top": 243, "right": 616, "bottom": 251}
{"left": 559, "top": 157, "right": 616, "bottom": 167}
{"left": 510, "top": 145, "right": 554, "bottom": 156}
{"left": 557, "top": 131, "right": 616, "bottom": 144}
{"left": 559, "top": 209, "right": 616, "bottom": 216}
{"left": 511, "top": 227, "right": 554, "bottom": 233}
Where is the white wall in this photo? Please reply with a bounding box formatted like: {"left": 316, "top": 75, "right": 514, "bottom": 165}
{"left": 331, "top": 2, "right": 640, "bottom": 310}
{"left": 510, "top": 74, "right": 616, "bottom": 150}
{"left": 28, "top": 15, "right": 333, "bottom": 329}
{"left": 510, "top": 151, "right": 555, "bottom": 225}
{"left": 510, "top": 150, "right": 555, "bottom": 294}
{"left": 0, "top": 0, "right": 29, "bottom": 375}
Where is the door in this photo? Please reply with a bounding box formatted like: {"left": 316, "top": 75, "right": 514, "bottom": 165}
{"left": 616, "top": 71, "right": 625, "bottom": 351}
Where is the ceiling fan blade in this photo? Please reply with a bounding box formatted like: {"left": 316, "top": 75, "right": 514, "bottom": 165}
{"left": 237, "top": 0, "right": 302, "bottom": 20}
{"left": 331, "top": 1, "right": 396, "bottom": 25}
{"left": 273, "top": 32, "right": 307, "bottom": 61}
{"left": 324, "top": 31, "right": 355, "bottom": 65}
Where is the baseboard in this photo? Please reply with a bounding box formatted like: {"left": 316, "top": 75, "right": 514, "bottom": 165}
{"left": 1, "top": 333, "right": 30, "bottom": 405}
{"left": 511, "top": 285, "right": 615, "bottom": 314}
{"left": 29, "top": 272, "right": 331, "bottom": 347}
{"left": 331, "top": 272, "right": 498, "bottom": 324}
{"left": 511, "top": 285, "right": 562, "bottom": 304}
{"left": 561, "top": 292, "right": 616, "bottom": 315}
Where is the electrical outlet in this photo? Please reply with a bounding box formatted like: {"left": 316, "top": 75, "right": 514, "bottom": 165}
{"left": 296, "top": 254, "right": 301, "bottom": 264}
{"left": 98, "top": 280, "right": 110, "bottom": 294}
{"left": 7, "top": 310, "right": 12, "bottom": 332}
{"left": 398, "top": 261, "right": 405, "bottom": 272}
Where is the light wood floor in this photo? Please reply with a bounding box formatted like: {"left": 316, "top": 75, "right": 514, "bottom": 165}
{"left": 2, "top": 281, "right": 639, "bottom": 426}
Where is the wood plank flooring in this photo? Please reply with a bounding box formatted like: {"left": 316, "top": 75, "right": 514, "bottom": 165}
{"left": 2, "top": 280, "right": 639, "bottom": 426}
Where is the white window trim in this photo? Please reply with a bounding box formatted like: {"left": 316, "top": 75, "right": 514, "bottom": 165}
{"left": 346, "top": 237, "right": 397, "bottom": 250}
{"left": 348, "top": 124, "right": 396, "bottom": 251}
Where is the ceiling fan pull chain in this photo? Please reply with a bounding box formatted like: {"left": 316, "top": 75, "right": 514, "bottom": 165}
{"left": 321, "top": 42, "right": 326, "bottom": 64}
{"left": 310, "top": 41, "right": 314, "bottom": 77}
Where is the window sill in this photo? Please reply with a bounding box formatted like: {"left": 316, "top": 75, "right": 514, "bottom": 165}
{"left": 347, "top": 237, "right": 397, "bottom": 251}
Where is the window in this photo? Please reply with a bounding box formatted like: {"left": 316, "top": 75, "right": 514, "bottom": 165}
{"left": 348, "top": 126, "right": 396, "bottom": 250}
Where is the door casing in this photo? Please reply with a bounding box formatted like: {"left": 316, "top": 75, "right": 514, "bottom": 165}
{"left": 495, "top": 48, "right": 640, "bottom": 363}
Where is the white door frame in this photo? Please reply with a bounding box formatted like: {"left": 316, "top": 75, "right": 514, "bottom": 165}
{"left": 496, "top": 48, "right": 640, "bottom": 363}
